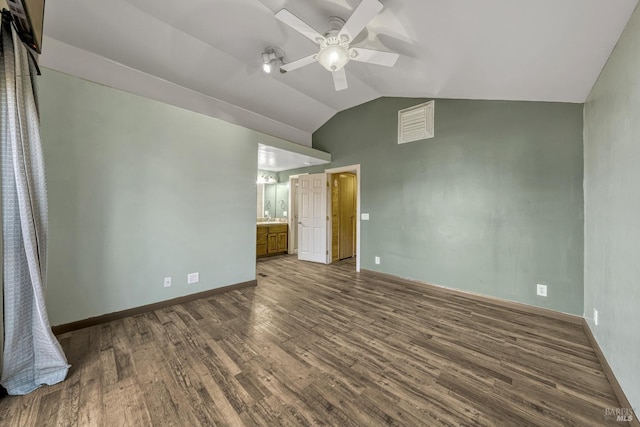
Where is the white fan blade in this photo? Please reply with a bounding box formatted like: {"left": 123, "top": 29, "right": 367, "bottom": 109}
{"left": 332, "top": 68, "right": 348, "bottom": 91}
{"left": 349, "top": 48, "right": 399, "bottom": 67}
{"left": 281, "top": 55, "right": 317, "bottom": 72}
{"left": 338, "top": 0, "right": 383, "bottom": 43}
{"left": 275, "top": 9, "right": 325, "bottom": 44}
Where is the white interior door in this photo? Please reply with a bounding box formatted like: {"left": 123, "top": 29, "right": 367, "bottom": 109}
{"left": 298, "top": 173, "right": 328, "bottom": 263}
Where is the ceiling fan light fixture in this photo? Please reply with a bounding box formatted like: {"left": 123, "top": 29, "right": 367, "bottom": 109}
{"left": 318, "top": 44, "right": 350, "bottom": 72}
{"left": 274, "top": 0, "right": 395, "bottom": 91}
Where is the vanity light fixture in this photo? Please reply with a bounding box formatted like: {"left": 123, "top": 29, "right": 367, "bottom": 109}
{"left": 257, "top": 172, "right": 277, "bottom": 184}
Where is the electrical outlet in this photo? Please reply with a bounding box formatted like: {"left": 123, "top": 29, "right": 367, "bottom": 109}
{"left": 375, "top": 256, "right": 380, "bottom": 265}
{"left": 164, "top": 277, "right": 172, "bottom": 288}
{"left": 187, "top": 272, "right": 199, "bottom": 285}
{"left": 594, "top": 308, "right": 598, "bottom": 326}
{"left": 536, "top": 284, "right": 547, "bottom": 297}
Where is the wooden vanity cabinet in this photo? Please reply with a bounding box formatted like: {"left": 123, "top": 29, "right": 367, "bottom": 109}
{"left": 267, "top": 233, "right": 278, "bottom": 254}
{"left": 276, "top": 232, "right": 288, "bottom": 253}
{"left": 256, "top": 225, "right": 268, "bottom": 257}
{"left": 257, "top": 223, "right": 288, "bottom": 257}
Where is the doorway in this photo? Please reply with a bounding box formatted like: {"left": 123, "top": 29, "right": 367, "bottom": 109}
{"left": 286, "top": 166, "right": 361, "bottom": 272}
{"left": 325, "top": 165, "right": 361, "bottom": 272}
{"left": 330, "top": 173, "right": 357, "bottom": 262}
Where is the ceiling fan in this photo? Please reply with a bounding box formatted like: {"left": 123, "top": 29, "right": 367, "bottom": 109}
{"left": 275, "top": 0, "right": 399, "bottom": 91}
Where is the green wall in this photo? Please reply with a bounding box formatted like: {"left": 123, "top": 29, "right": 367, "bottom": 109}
{"left": 313, "top": 98, "right": 584, "bottom": 314}
{"left": 40, "top": 69, "right": 261, "bottom": 326}
{"left": 584, "top": 3, "right": 640, "bottom": 410}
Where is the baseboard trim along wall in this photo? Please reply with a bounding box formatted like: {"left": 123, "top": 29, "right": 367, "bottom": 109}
{"left": 582, "top": 321, "right": 640, "bottom": 427}
{"left": 51, "top": 280, "right": 257, "bottom": 335}
{"left": 360, "top": 269, "right": 583, "bottom": 325}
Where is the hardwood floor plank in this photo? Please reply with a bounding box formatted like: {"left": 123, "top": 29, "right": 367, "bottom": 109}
{"left": 34, "top": 389, "right": 61, "bottom": 426}
{"left": 98, "top": 347, "right": 118, "bottom": 387}
{"left": 134, "top": 378, "right": 184, "bottom": 426}
{"left": 102, "top": 374, "right": 151, "bottom": 425}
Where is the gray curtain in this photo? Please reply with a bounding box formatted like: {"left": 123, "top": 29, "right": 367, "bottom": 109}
{"left": 0, "top": 11, "right": 69, "bottom": 395}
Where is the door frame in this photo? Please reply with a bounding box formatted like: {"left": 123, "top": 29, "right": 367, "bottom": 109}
{"left": 325, "top": 164, "right": 361, "bottom": 272}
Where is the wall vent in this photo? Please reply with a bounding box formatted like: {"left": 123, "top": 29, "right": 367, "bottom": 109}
{"left": 398, "top": 101, "right": 434, "bottom": 144}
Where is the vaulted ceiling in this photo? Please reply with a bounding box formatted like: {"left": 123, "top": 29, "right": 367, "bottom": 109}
{"left": 41, "top": 0, "right": 638, "bottom": 147}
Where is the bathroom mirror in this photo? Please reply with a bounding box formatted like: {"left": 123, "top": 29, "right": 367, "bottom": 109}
{"left": 257, "top": 182, "right": 288, "bottom": 220}
{"left": 276, "top": 182, "right": 289, "bottom": 218}
{"left": 263, "top": 183, "right": 276, "bottom": 218}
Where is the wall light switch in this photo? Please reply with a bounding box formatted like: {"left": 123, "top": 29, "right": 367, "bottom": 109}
{"left": 164, "top": 277, "right": 172, "bottom": 288}
{"left": 283, "top": 211, "right": 287, "bottom": 217}
{"left": 361, "top": 213, "right": 370, "bottom": 220}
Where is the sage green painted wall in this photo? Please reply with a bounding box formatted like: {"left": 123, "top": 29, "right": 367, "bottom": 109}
{"left": 584, "top": 4, "right": 640, "bottom": 410}
{"left": 39, "top": 68, "right": 261, "bottom": 326}
{"left": 313, "top": 97, "right": 584, "bottom": 314}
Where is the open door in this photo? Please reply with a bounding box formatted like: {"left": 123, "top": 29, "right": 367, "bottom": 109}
{"left": 325, "top": 164, "right": 361, "bottom": 271}
{"left": 298, "top": 173, "right": 328, "bottom": 263}
{"left": 339, "top": 173, "right": 357, "bottom": 260}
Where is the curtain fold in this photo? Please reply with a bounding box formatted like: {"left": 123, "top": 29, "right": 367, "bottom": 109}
{"left": 1, "top": 11, "right": 69, "bottom": 395}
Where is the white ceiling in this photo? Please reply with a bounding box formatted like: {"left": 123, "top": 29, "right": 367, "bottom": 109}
{"left": 258, "top": 143, "right": 329, "bottom": 171}
{"left": 40, "top": 0, "right": 638, "bottom": 151}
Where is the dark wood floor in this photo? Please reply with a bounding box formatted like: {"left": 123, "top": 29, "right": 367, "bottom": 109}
{"left": 0, "top": 255, "right": 622, "bottom": 426}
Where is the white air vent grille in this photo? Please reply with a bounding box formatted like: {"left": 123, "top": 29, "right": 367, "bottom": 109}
{"left": 398, "top": 101, "right": 434, "bottom": 144}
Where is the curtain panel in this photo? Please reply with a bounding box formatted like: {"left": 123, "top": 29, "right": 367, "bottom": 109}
{"left": 0, "top": 10, "right": 69, "bottom": 395}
